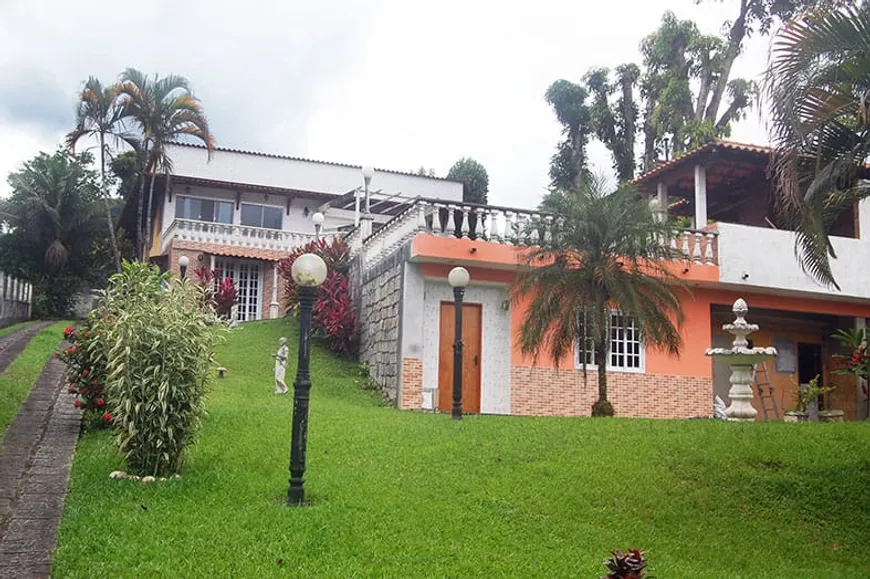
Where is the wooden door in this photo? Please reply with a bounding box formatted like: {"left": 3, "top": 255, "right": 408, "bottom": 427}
{"left": 438, "top": 302, "right": 482, "bottom": 413}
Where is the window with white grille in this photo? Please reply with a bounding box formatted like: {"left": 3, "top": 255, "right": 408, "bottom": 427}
{"left": 575, "top": 310, "right": 644, "bottom": 372}
{"left": 213, "top": 258, "right": 261, "bottom": 321}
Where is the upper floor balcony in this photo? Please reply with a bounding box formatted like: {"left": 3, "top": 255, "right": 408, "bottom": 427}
{"left": 161, "top": 218, "right": 321, "bottom": 254}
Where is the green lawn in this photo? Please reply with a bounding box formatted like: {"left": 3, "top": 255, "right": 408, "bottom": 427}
{"left": 54, "top": 321, "right": 870, "bottom": 578}
{"left": 0, "top": 320, "right": 37, "bottom": 339}
{"left": 0, "top": 321, "right": 71, "bottom": 441}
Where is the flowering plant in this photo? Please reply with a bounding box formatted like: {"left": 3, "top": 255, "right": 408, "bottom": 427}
{"left": 58, "top": 318, "right": 111, "bottom": 428}
{"left": 193, "top": 266, "right": 238, "bottom": 319}
{"left": 832, "top": 328, "right": 870, "bottom": 413}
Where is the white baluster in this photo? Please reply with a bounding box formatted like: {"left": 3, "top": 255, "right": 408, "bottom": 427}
{"left": 460, "top": 206, "right": 470, "bottom": 238}
{"left": 543, "top": 216, "right": 553, "bottom": 245}
{"left": 431, "top": 204, "right": 443, "bottom": 235}
{"left": 705, "top": 233, "right": 715, "bottom": 265}
{"left": 444, "top": 205, "right": 457, "bottom": 237}
{"left": 529, "top": 217, "right": 540, "bottom": 246}
{"left": 417, "top": 201, "right": 428, "bottom": 231}
{"left": 502, "top": 212, "right": 514, "bottom": 245}
{"left": 472, "top": 208, "right": 484, "bottom": 239}
{"left": 693, "top": 232, "right": 703, "bottom": 263}
{"left": 681, "top": 232, "right": 690, "bottom": 259}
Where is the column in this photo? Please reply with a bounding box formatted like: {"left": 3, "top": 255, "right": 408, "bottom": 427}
{"left": 270, "top": 263, "right": 280, "bottom": 319}
{"left": 694, "top": 164, "right": 707, "bottom": 229}
{"left": 655, "top": 182, "right": 668, "bottom": 224}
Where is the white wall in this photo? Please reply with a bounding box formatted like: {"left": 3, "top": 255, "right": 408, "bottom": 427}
{"left": 717, "top": 222, "right": 870, "bottom": 299}
{"left": 168, "top": 144, "right": 463, "bottom": 203}
{"left": 420, "top": 280, "right": 512, "bottom": 415}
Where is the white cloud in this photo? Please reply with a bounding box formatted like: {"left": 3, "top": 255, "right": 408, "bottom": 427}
{"left": 0, "top": 0, "right": 776, "bottom": 205}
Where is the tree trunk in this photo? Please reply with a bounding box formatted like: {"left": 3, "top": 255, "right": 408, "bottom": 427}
{"left": 643, "top": 96, "right": 658, "bottom": 172}
{"left": 596, "top": 343, "right": 608, "bottom": 403}
{"left": 704, "top": 0, "right": 749, "bottom": 121}
{"left": 619, "top": 76, "right": 636, "bottom": 181}
{"left": 100, "top": 135, "right": 122, "bottom": 273}
{"left": 143, "top": 166, "right": 158, "bottom": 261}
{"left": 695, "top": 65, "right": 712, "bottom": 121}
{"left": 135, "top": 142, "right": 149, "bottom": 260}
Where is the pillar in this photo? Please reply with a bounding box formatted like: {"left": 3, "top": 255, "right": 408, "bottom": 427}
{"left": 694, "top": 164, "right": 707, "bottom": 229}
{"left": 270, "top": 263, "right": 280, "bottom": 319}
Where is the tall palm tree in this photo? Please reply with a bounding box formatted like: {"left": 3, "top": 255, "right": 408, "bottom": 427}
{"left": 66, "top": 77, "right": 137, "bottom": 272}
{"left": 514, "top": 179, "right": 684, "bottom": 416}
{"left": 115, "top": 69, "right": 214, "bottom": 259}
{"left": 765, "top": 3, "right": 870, "bottom": 288}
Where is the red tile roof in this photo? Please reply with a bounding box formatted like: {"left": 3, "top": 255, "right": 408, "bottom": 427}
{"left": 632, "top": 139, "right": 774, "bottom": 185}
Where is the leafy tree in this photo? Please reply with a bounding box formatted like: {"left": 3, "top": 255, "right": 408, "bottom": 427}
{"left": 109, "top": 150, "right": 141, "bottom": 199}
{"left": 514, "top": 179, "right": 684, "bottom": 416}
{"left": 545, "top": 79, "right": 593, "bottom": 190}
{"left": 414, "top": 166, "right": 436, "bottom": 177}
{"left": 66, "top": 77, "right": 138, "bottom": 273}
{"left": 765, "top": 3, "right": 870, "bottom": 288}
{"left": 584, "top": 65, "right": 640, "bottom": 182}
{"left": 0, "top": 149, "right": 104, "bottom": 317}
{"left": 115, "top": 69, "right": 214, "bottom": 259}
{"left": 447, "top": 157, "right": 490, "bottom": 204}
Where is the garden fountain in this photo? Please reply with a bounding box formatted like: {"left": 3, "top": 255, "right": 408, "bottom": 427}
{"left": 705, "top": 299, "right": 777, "bottom": 422}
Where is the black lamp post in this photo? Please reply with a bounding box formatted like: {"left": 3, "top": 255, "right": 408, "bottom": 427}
{"left": 287, "top": 253, "right": 328, "bottom": 506}
{"left": 179, "top": 255, "right": 189, "bottom": 279}
{"left": 448, "top": 267, "right": 470, "bottom": 420}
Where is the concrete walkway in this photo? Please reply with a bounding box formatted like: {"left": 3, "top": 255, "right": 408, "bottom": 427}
{"left": 0, "top": 324, "right": 81, "bottom": 578}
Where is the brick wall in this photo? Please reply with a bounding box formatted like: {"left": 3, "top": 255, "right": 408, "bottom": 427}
{"left": 352, "top": 245, "right": 409, "bottom": 403}
{"left": 510, "top": 366, "right": 712, "bottom": 419}
{"left": 400, "top": 357, "right": 423, "bottom": 410}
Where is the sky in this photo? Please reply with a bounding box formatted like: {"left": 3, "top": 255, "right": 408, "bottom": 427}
{"left": 0, "top": 0, "right": 774, "bottom": 209}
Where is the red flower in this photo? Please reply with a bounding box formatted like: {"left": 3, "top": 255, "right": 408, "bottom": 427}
{"left": 63, "top": 326, "right": 73, "bottom": 337}
{"left": 96, "top": 398, "right": 105, "bottom": 407}
{"left": 103, "top": 412, "right": 113, "bottom": 422}
{"left": 91, "top": 379, "right": 98, "bottom": 386}
{"left": 73, "top": 399, "right": 80, "bottom": 408}
{"left": 80, "top": 387, "right": 89, "bottom": 396}
{"left": 83, "top": 331, "right": 90, "bottom": 339}
{"left": 81, "top": 369, "right": 89, "bottom": 378}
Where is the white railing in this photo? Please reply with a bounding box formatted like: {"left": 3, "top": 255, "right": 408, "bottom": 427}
{"left": 358, "top": 198, "right": 719, "bottom": 267}
{"left": 161, "top": 219, "right": 322, "bottom": 253}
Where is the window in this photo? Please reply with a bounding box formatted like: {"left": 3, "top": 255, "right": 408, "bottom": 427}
{"left": 214, "top": 258, "right": 261, "bottom": 321}
{"left": 175, "top": 196, "right": 233, "bottom": 224}
{"left": 576, "top": 309, "right": 644, "bottom": 372}
{"left": 240, "top": 203, "right": 283, "bottom": 229}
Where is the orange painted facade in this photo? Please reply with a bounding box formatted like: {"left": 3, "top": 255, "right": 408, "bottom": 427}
{"left": 408, "top": 232, "right": 868, "bottom": 420}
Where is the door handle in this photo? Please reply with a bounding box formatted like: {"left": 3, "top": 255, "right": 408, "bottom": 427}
{"left": 473, "top": 354, "right": 479, "bottom": 366}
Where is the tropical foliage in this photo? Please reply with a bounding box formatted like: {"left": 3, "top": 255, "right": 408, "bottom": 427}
{"left": 514, "top": 179, "right": 684, "bottom": 416}
{"left": 66, "top": 77, "right": 138, "bottom": 272}
{"left": 95, "top": 261, "right": 224, "bottom": 477}
{"left": 115, "top": 68, "right": 215, "bottom": 259}
{"left": 193, "top": 266, "right": 239, "bottom": 319}
{"left": 447, "top": 157, "right": 490, "bottom": 205}
{"left": 765, "top": 3, "right": 870, "bottom": 288}
{"left": 0, "top": 149, "right": 109, "bottom": 317}
{"left": 277, "top": 238, "right": 360, "bottom": 358}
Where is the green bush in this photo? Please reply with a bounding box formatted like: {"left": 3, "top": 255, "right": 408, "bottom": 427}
{"left": 96, "top": 261, "right": 224, "bottom": 477}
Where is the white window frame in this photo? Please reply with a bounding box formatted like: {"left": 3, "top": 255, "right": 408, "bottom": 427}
{"left": 575, "top": 309, "right": 645, "bottom": 373}
{"left": 239, "top": 202, "right": 284, "bottom": 230}
{"left": 175, "top": 194, "right": 234, "bottom": 224}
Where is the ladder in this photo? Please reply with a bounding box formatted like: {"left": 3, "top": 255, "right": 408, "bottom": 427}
{"left": 751, "top": 362, "right": 779, "bottom": 420}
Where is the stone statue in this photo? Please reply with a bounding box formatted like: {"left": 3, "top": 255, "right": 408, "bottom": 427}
{"left": 273, "top": 337, "right": 289, "bottom": 394}
{"left": 227, "top": 304, "right": 240, "bottom": 329}
{"left": 713, "top": 395, "right": 727, "bottom": 420}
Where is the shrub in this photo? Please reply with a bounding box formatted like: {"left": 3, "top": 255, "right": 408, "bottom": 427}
{"left": 193, "top": 266, "right": 238, "bottom": 319}
{"left": 277, "top": 238, "right": 359, "bottom": 357}
{"left": 58, "top": 317, "right": 111, "bottom": 429}
{"left": 602, "top": 550, "right": 651, "bottom": 579}
{"left": 96, "top": 261, "right": 224, "bottom": 477}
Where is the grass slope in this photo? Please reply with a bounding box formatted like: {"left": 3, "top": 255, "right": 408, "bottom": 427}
{"left": 0, "top": 321, "right": 70, "bottom": 441}
{"left": 54, "top": 321, "right": 870, "bottom": 578}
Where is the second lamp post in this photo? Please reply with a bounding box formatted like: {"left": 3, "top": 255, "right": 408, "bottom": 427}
{"left": 448, "top": 267, "right": 470, "bottom": 420}
{"left": 287, "top": 253, "right": 328, "bottom": 506}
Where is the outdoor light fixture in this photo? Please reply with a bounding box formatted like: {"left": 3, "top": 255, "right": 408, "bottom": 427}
{"left": 179, "top": 255, "right": 190, "bottom": 279}
{"left": 287, "top": 253, "right": 328, "bottom": 506}
{"left": 312, "top": 212, "right": 324, "bottom": 241}
{"left": 361, "top": 165, "right": 374, "bottom": 214}
{"left": 448, "top": 267, "right": 470, "bottom": 419}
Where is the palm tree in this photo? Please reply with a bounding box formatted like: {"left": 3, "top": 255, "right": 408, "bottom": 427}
{"left": 514, "top": 179, "right": 684, "bottom": 416}
{"left": 115, "top": 69, "right": 214, "bottom": 259}
{"left": 2, "top": 149, "right": 102, "bottom": 273}
{"left": 765, "top": 3, "right": 870, "bottom": 288}
{"left": 66, "top": 77, "right": 137, "bottom": 272}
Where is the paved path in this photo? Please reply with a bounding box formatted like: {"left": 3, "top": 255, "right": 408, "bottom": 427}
{"left": 0, "top": 323, "right": 52, "bottom": 375}
{"left": 0, "top": 324, "right": 80, "bottom": 578}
